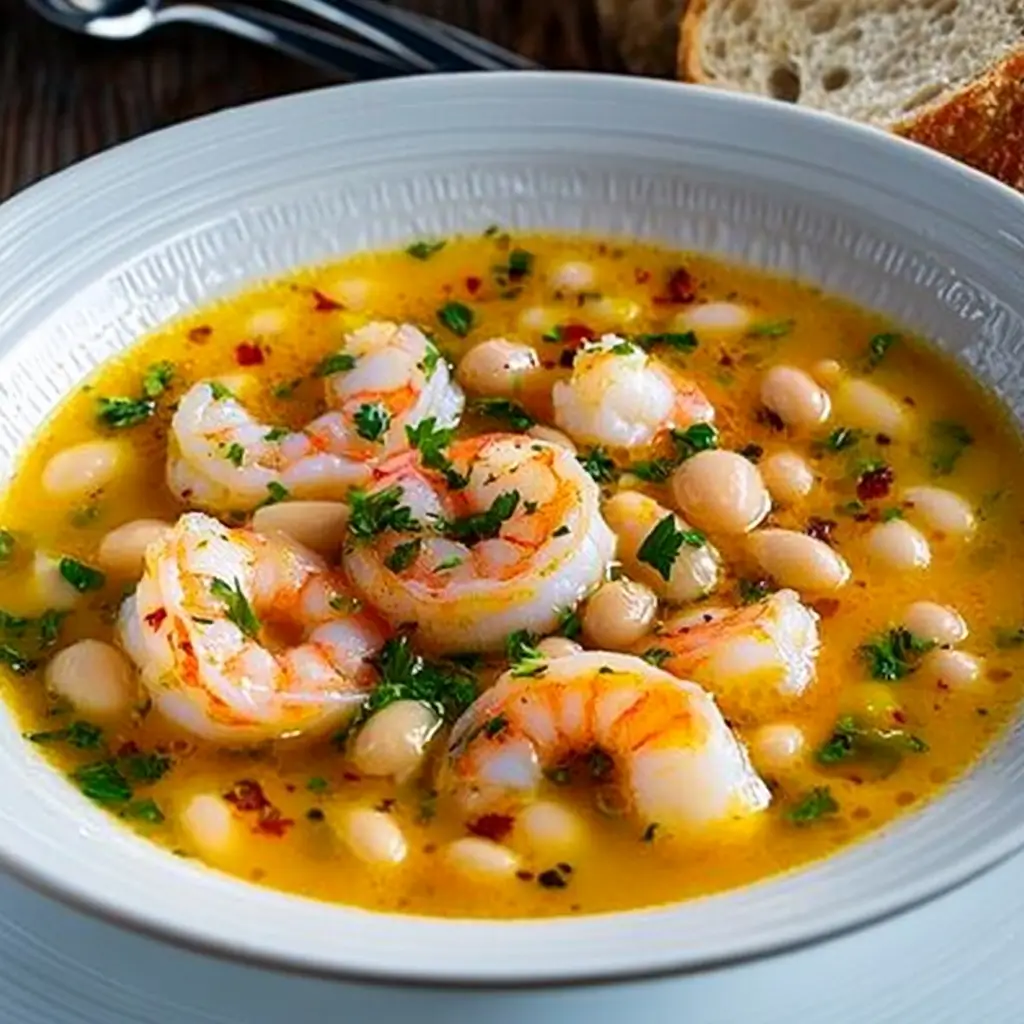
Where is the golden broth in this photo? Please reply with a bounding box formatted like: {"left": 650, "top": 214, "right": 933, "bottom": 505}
{"left": 1, "top": 232, "right": 1022, "bottom": 919}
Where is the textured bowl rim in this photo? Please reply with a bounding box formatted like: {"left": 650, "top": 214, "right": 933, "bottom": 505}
{"left": 1, "top": 71, "right": 1024, "bottom": 988}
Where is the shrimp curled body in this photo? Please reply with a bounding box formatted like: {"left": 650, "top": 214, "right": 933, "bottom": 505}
{"left": 118, "top": 512, "right": 386, "bottom": 742}
{"left": 445, "top": 651, "right": 770, "bottom": 835}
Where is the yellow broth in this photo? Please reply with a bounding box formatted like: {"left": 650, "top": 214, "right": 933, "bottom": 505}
{"left": 1, "top": 232, "right": 1022, "bottom": 919}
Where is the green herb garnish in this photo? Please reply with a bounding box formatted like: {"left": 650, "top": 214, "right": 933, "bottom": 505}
{"left": 96, "top": 396, "right": 156, "bottom": 430}
{"left": 822, "top": 426, "right": 862, "bottom": 452}
{"left": 0, "top": 530, "right": 13, "bottom": 563}
{"left": 578, "top": 447, "right": 616, "bottom": 484}
{"left": 354, "top": 402, "right": 391, "bottom": 442}
{"left": 929, "top": 420, "right": 973, "bottom": 475}
{"left": 867, "top": 333, "right": 899, "bottom": 370}
{"left": 472, "top": 398, "right": 535, "bottom": 431}
{"left": 506, "top": 629, "right": 545, "bottom": 678}
{"left": 58, "top": 558, "right": 105, "bottom": 593}
{"left": 210, "top": 577, "right": 261, "bottom": 639}
{"left": 406, "top": 417, "right": 467, "bottom": 489}
{"left": 642, "top": 648, "right": 672, "bottom": 668}
{"left": 816, "top": 715, "right": 928, "bottom": 768}
{"left": 632, "top": 331, "right": 699, "bottom": 353}
{"left": 348, "top": 485, "right": 421, "bottom": 539}
{"left": 142, "top": 361, "right": 175, "bottom": 397}
{"left": 385, "top": 539, "right": 422, "bottom": 574}
{"left": 637, "top": 514, "right": 702, "bottom": 582}
{"left": 437, "top": 301, "right": 474, "bottom": 337}
{"left": 787, "top": 786, "right": 839, "bottom": 825}
{"left": 225, "top": 442, "right": 245, "bottom": 467}
{"left": 748, "top": 319, "right": 794, "bottom": 338}
{"left": 557, "top": 607, "right": 582, "bottom": 640}
{"left": 441, "top": 491, "right": 519, "bottom": 545}
{"left": 313, "top": 352, "right": 357, "bottom": 377}
{"left": 859, "top": 627, "right": 933, "bottom": 681}
{"left": 27, "top": 720, "right": 104, "bottom": 749}
{"left": 738, "top": 578, "right": 773, "bottom": 605}
{"left": 257, "top": 482, "right": 290, "bottom": 508}
{"left": 208, "top": 381, "right": 234, "bottom": 401}
{"left": 418, "top": 341, "right": 442, "bottom": 380}
{"left": 406, "top": 239, "right": 446, "bottom": 260}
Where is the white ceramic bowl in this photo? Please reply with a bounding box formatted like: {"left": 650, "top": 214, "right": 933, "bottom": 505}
{"left": 1, "top": 72, "right": 1023, "bottom": 988}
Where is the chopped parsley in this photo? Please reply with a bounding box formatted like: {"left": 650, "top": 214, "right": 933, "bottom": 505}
{"left": 418, "top": 341, "right": 442, "bottom": 380}
{"left": 0, "top": 529, "right": 13, "bottom": 563}
{"left": 506, "top": 248, "right": 534, "bottom": 278}
{"left": 123, "top": 798, "right": 165, "bottom": 824}
{"left": 630, "top": 458, "right": 675, "bottom": 483}
{"left": 859, "top": 627, "right": 933, "bottom": 681}
{"left": 58, "top": 558, "right": 105, "bottom": 593}
{"left": 208, "top": 381, "right": 234, "bottom": 401}
{"left": 263, "top": 427, "right": 290, "bottom": 442}
{"left": 557, "top": 607, "right": 582, "bottom": 640}
{"left": 748, "top": 318, "right": 794, "bottom": 338}
{"left": 929, "top": 420, "right": 973, "bottom": 475}
{"left": 406, "top": 239, "right": 446, "bottom": 260}
{"left": 506, "top": 630, "right": 545, "bottom": 677}
{"left": 210, "top": 577, "right": 261, "bottom": 639}
{"left": 0, "top": 607, "right": 67, "bottom": 674}
{"left": 866, "top": 333, "right": 899, "bottom": 370}
{"left": 632, "top": 331, "right": 698, "bottom": 353}
{"left": 385, "top": 538, "right": 422, "bottom": 574}
{"left": 738, "top": 578, "right": 773, "bottom": 605}
{"left": 436, "top": 555, "right": 463, "bottom": 571}
{"left": 27, "top": 720, "right": 104, "bottom": 750}
{"left": 257, "top": 482, "right": 290, "bottom": 508}
{"left": 142, "top": 361, "right": 175, "bottom": 397}
{"left": 642, "top": 648, "right": 672, "bottom": 668}
{"left": 72, "top": 761, "right": 133, "bottom": 805}
{"left": 354, "top": 401, "right": 391, "bottom": 442}
{"left": 96, "top": 395, "right": 156, "bottom": 430}
{"left": 484, "top": 714, "right": 509, "bottom": 738}
{"left": 631, "top": 424, "right": 718, "bottom": 482}
{"left": 406, "top": 417, "right": 467, "bottom": 489}
{"left": 816, "top": 715, "right": 928, "bottom": 768}
{"left": 437, "top": 301, "right": 474, "bottom": 337}
{"left": 994, "top": 626, "right": 1024, "bottom": 649}
{"left": 72, "top": 749, "right": 172, "bottom": 808}
{"left": 225, "top": 442, "right": 245, "bottom": 467}
{"left": 348, "top": 486, "right": 421, "bottom": 539}
{"left": 472, "top": 398, "right": 535, "bottom": 431}
{"left": 821, "top": 426, "right": 862, "bottom": 452}
{"left": 272, "top": 378, "right": 302, "bottom": 399}
{"left": 306, "top": 776, "right": 329, "bottom": 793}
{"left": 787, "top": 786, "right": 839, "bottom": 825}
{"left": 313, "top": 352, "right": 356, "bottom": 377}
{"left": 441, "top": 491, "right": 519, "bottom": 545}
{"left": 637, "top": 514, "right": 703, "bottom": 582}
{"left": 577, "top": 447, "right": 616, "bottom": 484}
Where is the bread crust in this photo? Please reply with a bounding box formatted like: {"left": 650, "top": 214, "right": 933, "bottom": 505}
{"left": 893, "top": 48, "right": 1024, "bottom": 193}
{"left": 677, "top": 0, "right": 710, "bottom": 83}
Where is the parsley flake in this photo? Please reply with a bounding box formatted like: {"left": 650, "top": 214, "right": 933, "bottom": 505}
{"left": 210, "top": 577, "right": 261, "bottom": 639}
{"left": 58, "top": 558, "right": 105, "bottom": 593}
{"left": 354, "top": 402, "right": 391, "bottom": 442}
{"left": 142, "top": 361, "right": 175, "bottom": 397}
{"left": 577, "top": 447, "right": 616, "bottom": 484}
{"left": 437, "top": 301, "right": 474, "bottom": 337}
{"left": 859, "top": 627, "right": 933, "bottom": 681}
{"left": 406, "top": 239, "right": 446, "bottom": 260}
{"left": 472, "top": 398, "right": 535, "bottom": 431}
{"left": 787, "top": 786, "right": 839, "bottom": 825}
{"left": 637, "top": 515, "right": 702, "bottom": 581}
{"left": 313, "top": 353, "right": 357, "bottom": 377}
{"left": 96, "top": 396, "right": 156, "bottom": 430}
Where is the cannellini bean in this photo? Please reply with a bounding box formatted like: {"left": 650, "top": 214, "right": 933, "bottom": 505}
{"left": 42, "top": 440, "right": 123, "bottom": 500}
{"left": 602, "top": 490, "right": 721, "bottom": 602}
{"left": 45, "top": 639, "right": 137, "bottom": 718}
{"left": 536, "top": 636, "right": 583, "bottom": 660}
{"left": 340, "top": 809, "right": 408, "bottom": 866}
{"left": 811, "top": 359, "right": 843, "bottom": 387}
{"left": 671, "top": 450, "right": 771, "bottom": 535}
{"left": 747, "top": 529, "right": 851, "bottom": 592}
{"left": 748, "top": 723, "right": 806, "bottom": 774}
{"left": 760, "top": 366, "right": 831, "bottom": 431}
{"left": 581, "top": 578, "right": 657, "bottom": 650}
{"left": 444, "top": 837, "right": 520, "bottom": 881}
{"left": 526, "top": 425, "right": 577, "bottom": 452}
{"left": 841, "top": 682, "right": 902, "bottom": 729}
{"left": 590, "top": 296, "right": 641, "bottom": 326}
{"left": 349, "top": 700, "right": 440, "bottom": 781}
{"left": 833, "top": 378, "right": 909, "bottom": 439}
{"left": 515, "top": 801, "right": 585, "bottom": 857}
{"left": 180, "top": 794, "right": 239, "bottom": 858}
{"left": 865, "top": 520, "right": 931, "bottom": 571}
{"left": 902, "top": 486, "right": 976, "bottom": 538}
{"left": 97, "top": 519, "right": 172, "bottom": 578}
{"left": 456, "top": 339, "right": 540, "bottom": 397}
{"left": 31, "top": 553, "right": 82, "bottom": 612}
{"left": 903, "top": 601, "right": 968, "bottom": 646}
{"left": 920, "top": 649, "right": 984, "bottom": 690}
{"left": 760, "top": 451, "right": 815, "bottom": 505}
{"left": 549, "top": 261, "right": 595, "bottom": 292}
{"left": 672, "top": 302, "right": 751, "bottom": 334}
{"left": 251, "top": 501, "right": 349, "bottom": 559}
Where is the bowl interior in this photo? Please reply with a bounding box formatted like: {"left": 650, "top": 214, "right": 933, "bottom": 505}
{"left": 0, "top": 73, "right": 1023, "bottom": 986}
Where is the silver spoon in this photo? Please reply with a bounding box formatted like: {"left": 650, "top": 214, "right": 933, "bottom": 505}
{"left": 25, "top": 0, "right": 422, "bottom": 80}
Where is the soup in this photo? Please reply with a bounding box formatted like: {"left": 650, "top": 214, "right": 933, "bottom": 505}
{"left": 1, "top": 232, "right": 1021, "bottom": 920}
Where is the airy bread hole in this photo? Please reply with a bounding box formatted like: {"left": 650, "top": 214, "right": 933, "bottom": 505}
{"left": 836, "top": 26, "right": 863, "bottom": 45}
{"left": 822, "top": 67, "right": 851, "bottom": 92}
{"left": 930, "top": 0, "right": 958, "bottom": 14}
{"left": 768, "top": 63, "right": 802, "bottom": 102}
{"left": 713, "top": 39, "right": 727, "bottom": 59}
{"left": 901, "top": 82, "right": 946, "bottom": 112}
{"left": 937, "top": 15, "right": 956, "bottom": 32}
{"left": 807, "top": 3, "right": 840, "bottom": 33}
{"left": 730, "top": 0, "right": 755, "bottom": 25}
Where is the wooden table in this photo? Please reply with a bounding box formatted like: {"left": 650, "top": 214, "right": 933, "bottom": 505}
{"left": 0, "top": 0, "right": 622, "bottom": 202}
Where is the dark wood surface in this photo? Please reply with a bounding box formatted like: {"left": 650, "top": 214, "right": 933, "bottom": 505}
{"left": 0, "top": 0, "right": 618, "bottom": 202}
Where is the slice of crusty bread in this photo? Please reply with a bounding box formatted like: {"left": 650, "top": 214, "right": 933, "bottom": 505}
{"left": 677, "top": 0, "right": 1024, "bottom": 189}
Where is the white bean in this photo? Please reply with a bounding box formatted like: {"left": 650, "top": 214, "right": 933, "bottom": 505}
{"left": 549, "top": 261, "right": 596, "bottom": 293}
{"left": 811, "top": 359, "right": 843, "bottom": 387}
{"left": 903, "top": 601, "right": 968, "bottom": 646}
{"left": 456, "top": 339, "right": 539, "bottom": 397}
{"left": 526, "top": 425, "right": 577, "bottom": 453}
{"left": 42, "top": 440, "right": 123, "bottom": 500}
{"left": 45, "top": 639, "right": 136, "bottom": 718}
{"left": 536, "top": 636, "right": 583, "bottom": 660}
{"left": 515, "top": 802, "right": 585, "bottom": 857}
{"left": 97, "top": 519, "right": 171, "bottom": 578}
{"left": 31, "top": 553, "right": 82, "bottom": 611}
{"left": 672, "top": 302, "right": 751, "bottom": 334}
{"left": 671, "top": 450, "right": 771, "bottom": 535}
{"left": 251, "top": 501, "right": 350, "bottom": 559}
{"left": 865, "top": 519, "right": 931, "bottom": 571}
{"left": 833, "top": 378, "right": 909, "bottom": 439}
{"left": 603, "top": 490, "right": 721, "bottom": 602}
{"left": 747, "top": 529, "right": 851, "bottom": 592}
{"left": 581, "top": 578, "right": 657, "bottom": 650}
{"left": 760, "top": 451, "right": 815, "bottom": 505}
{"left": 180, "top": 794, "right": 239, "bottom": 858}
{"left": 349, "top": 700, "right": 440, "bottom": 782}
{"left": 760, "top": 366, "right": 831, "bottom": 431}
{"left": 340, "top": 809, "right": 407, "bottom": 866}
{"left": 444, "top": 837, "right": 520, "bottom": 881}
{"left": 748, "top": 723, "right": 806, "bottom": 774}
{"left": 920, "top": 649, "right": 984, "bottom": 691}
{"left": 902, "top": 486, "right": 976, "bottom": 538}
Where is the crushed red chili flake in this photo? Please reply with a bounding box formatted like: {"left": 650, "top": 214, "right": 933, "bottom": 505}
{"left": 857, "top": 465, "right": 894, "bottom": 501}
{"left": 634, "top": 268, "right": 651, "bottom": 284}
{"left": 654, "top": 267, "right": 697, "bottom": 304}
{"left": 188, "top": 325, "right": 213, "bottom": 343}
{"left": 875, "top": 433, "right": 892, "bottom": 446}
{"left": 811, "top": 598, "right": 841, "bottom": 619}
{"left": 224, "top": 779, "right": 271, "bottom": 813}
{"left": 806, "top": 517, "right": 838, "bottom": 545}
{"left": 560, "top": 323, "right": 595, "bottom": 346}
{"left": 235, "top": 341, "right": 264, "bottom": 366}
{"left": 181, "top": 488, "right": 194, "bottom": 500}
{"left": 516, "top": 870, "right": 535, "bottom": 882}
{"left": 143, "top": 607, "right": 167, "bottom": 631}
{"left": 468, "top": 813, "right": 515, "bottom": 842}
{"left": 311, "top": 289, "right": 343, "bottom": 311}
{"left": 719, "top": 353, "right": 734, "bottom": 367}
{"left": 465, "top": 275, "right": 482, "bottom": 295}
{"left": 988, "top": 668, "right": 1012, "bottom": 682}
{"left": 116, "top": 741, "right": 141, "bottom": 758}
{"left": 255, "top": 811, "right": 295, "bottom": 838}
{"left": 892, "top": 709, "right": 907, "bottom": 725}
{"left": 342, "top": 771, "right": 362, "bottom": 782}
{"left": 757, "top": 408, "right": 785, "bottom": 432}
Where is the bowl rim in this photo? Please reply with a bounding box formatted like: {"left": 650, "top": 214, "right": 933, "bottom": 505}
{"left": 2, "top": 70, "right": 1024, "bottom": 988}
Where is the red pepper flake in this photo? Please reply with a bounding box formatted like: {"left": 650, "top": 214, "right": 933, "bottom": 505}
{"left": 892, "top": 709, "right": 907, "bottom": 724}
{"left": 634, "top": 268, "right": 651, "bottom": 284}
{"left": 560, "top": 323, "right": 595, "bottom": 347}
{"left": 465, "top": 275, "right": 482, "bottom": 295}
{"left": 144, "top": 607, "right": 167, "bottom": 631}
{"left": 654, "top": 267, "right": 697, "bottom": 304}
{"left": 757, "top": 407, "right": 785, "bottom": 432}
{"left": 468, "top": 813, "right": 515, "bottom": 842}
{"left": 857, "top": 465, "right": 894, "bottom": 501}
{"left": 311, "top": 289, "right": 343, "bottom": 311}
{"left": 342, "top": 771, "right": 362, "bottom": 782}
{"left": 188, "top": 325, "right": 213, "bottom": 344}
{"left": 875, "top": 433, "right": 892, "bottom": 446}
{"left": 116, "top": 741, "right": 141, "bottom": 758}
{"left": 988, "top": 668, "right": 1012, "bottom": 682}
{"left": 805, "top": 517, "right": 837, "bottom": 545}
{"left": 181, "top": 488, "right": 194, "bottom": 500}
{"left": 255, "top": 811, "right": 295, "bottom": 838}
{"left": 811, "top": 598, "right": 841, "bottom": 619}
{"left": 224, "top": 779, "right": 271, "bottom": 813}
{"left": 719, "top": 353, "right": 734, "bottom": 367}
{"left": 235, "top": 341, "right": 264, "bottom": 366}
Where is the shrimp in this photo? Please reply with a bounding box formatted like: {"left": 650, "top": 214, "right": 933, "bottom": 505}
{"left": 444, "top": 651, "right": 770, "bottom": 835}
{"left": 643, "top": 589, "right": 821, "bottom": 726}
{"left": 118, "top": 512, "right": 387, "bottom": 742}
{"left": 167, "top": 321, "right": 464, "bottom": 512}
{"left": 343, "top": 432, "right": 616, "bottom": 653}
{"left": 552, "top": 334, "right": 714, "bottom": 450}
